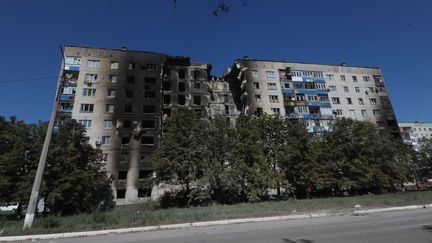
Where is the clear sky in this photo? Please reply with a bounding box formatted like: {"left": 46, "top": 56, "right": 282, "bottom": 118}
{"left": 0, "top": 0, "right": 431, "bottom": 123}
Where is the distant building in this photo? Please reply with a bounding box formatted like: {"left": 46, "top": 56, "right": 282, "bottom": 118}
{"left": 399, "top": 122, "right": 432, "bottom": 150}
{"left": 224, "top": 58, "right": 399, "bottom": 136}
{"left": 56, "top": 46, "right": 400, "bottom": 204}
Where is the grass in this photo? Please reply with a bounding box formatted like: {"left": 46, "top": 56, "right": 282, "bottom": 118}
{"left": 1, "top": 190, "right": 432, "bottom": 236}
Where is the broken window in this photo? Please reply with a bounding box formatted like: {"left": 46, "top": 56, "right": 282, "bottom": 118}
{"left": 142, "top": 120, "right": 154, "bottom": 129}
{"left": 124, "top": 105, "right": 133, "bottom": 113}
{"left": 141, "top": 136, "right": 154, "bottom": 145}
{"left": 109, "top": 75, "right": 117, "bottom": 83}
{"left": 178, "top": 69, "right": 186, "bottom": 79}
{"left": 117, "top": 190, "right": 126, "bottom": 198}
{"left": 254, "top": 82, "right": 260, "bottom": 89}
{"left": 163, "top": 95, "right": 171, "bottom": 105}
{"left": 255, "top": 95, "right": 261, "bottom": 102}
{"left": 127, "top": 75, "right": 135, "bottom": 84}
{"left": 118, "top": 171, "right": 127, "bottom": 180}
{"left": 352, "top": 76, "right": 358, "bottom": 82}
{"left": 143, "top": 105, "right": 156, "bottom": 113}
{"left": 163, "top": 81, "right": 171, "bottom": 91}
{"left": 193, "top": 70, "right": 200, "bottom": 79}
{"left": 225, "top": 105, "right": 229, "bottom": 114}
{"left": 194, "top": 82, "right": 200, "bottom": 89}
{"left": 193, "top": 95, "right": 201, "bottom": 105}
{"left": 178, "top": 82, "right": 186, "bottom": 92}
{"left": 267, "top": 83, "right": 277, "bottom": 90}
{"left": 178, "top": 95, "right": 186, "bottom": 105}
{"left": 105, "top": 104, "right": 114, "bottom": 113}
{"left": 107, "top": 89, "right": 116, "bottom": 98}
{"left": 128, "top": 63, "right": 135, "bottom": 70}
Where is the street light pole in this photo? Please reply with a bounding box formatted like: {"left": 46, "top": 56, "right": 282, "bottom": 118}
{"left": 23, "top": 46, "right": 65, "bottom": 229}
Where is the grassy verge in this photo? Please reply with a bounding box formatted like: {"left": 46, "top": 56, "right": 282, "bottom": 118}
{"left": 1, "top": 190, "right": 432, "bottom": 236}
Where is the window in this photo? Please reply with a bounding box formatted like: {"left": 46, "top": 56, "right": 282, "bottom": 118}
{"left": 329, "top": 85, "right": 337, "bottom": 91}
{"left": 352, "top": 76, "right": 358, "bottom": 82}
{"left": 193, "top": 95, "right": 201, "bottom": 105}
{"left": 127, "top": 75, "right": 135, "bottom": 84}
{"left": 142, "top": 120, "right": 154, "bottom": 129}
{"left": 65, "top": 56, "right": 81, "bottom": 65}
{"left": 307, "top": 95, "right": 318, "bottom": 101}
{"left": 358, "top": 98, "right": 364, "bottom": 105}
{"left": 316, "top": 83, "right": 325, "bottom": 90}
{"left": 269, "top": 95, "right": 279, "bottom": 103}
{"left": 144, "top": 64, "right": 157, "bottom": 71}
{"left": 141, "top": 136, "right": 154, "bottom": 145}
{"left": 224, "top": 94, "right": 229, "bottom": 103}
{"left": 355, "top": 87, "right": 360, "bottom": 93}
{"left": 80, "top": 104, "right": 94, "bottom": 112}
{"left": 116, "top": 189, "right": 126, "bottom": 199}
{"left": 296, "top": 95, "right": 306, "bottom": 101}
{"left": 107, "top": 89, "right": 116, "bottom": 98}
{"left": 271, "top": 108, "right": 280, "bottom": 115}
{"left": 178, "top": 95, "right": 186, "bottom": 105}
{"left": 193, "top": 70, "right": 200, "bottom": 79}
{"left": 267, "top": 83, "right": 277, "bottom": 90}
{"left": 101, "top": 136, "right": 111, "bottom": 145}
{"left": 109, "top": 75, "right": 117, "bottom": 83}
{"left": 84, "top": 74, "right": 98, "bottom": 83}
{"left": 163, "top": 81, "right": 171, "bottom": 91}
{"left": 369, "top": 98, "right": 377, "bottom": 105}
{"left": 128, "top": 63, "right": 136, "bottom": 70}
{"left": 103, "top": 120, "right": 112, "bottom": 129}
{"left": 123, "top": 120, "right": 132, "bottom": 128}
{"left": 144, "top": 91, "right": 156, "bottom": 99}
{"left": 79, "top": 120, "right": 92, "bottom": 128}
{"left": 87, "top": 60, "right": 100, "bottom": 69}
{"left": 347, "top": 98, "right": 353, "bottom": 104}
{"left": 225, "top": 105, "right": 229, "bottom": 114}
{"left": 118, "top": 171, "right": 127, "bottom": 180}
{"left": 163, "top": 95, "right": 171, "bottom": 105}
{"left": 193, "top": 82, "right": 200, "bottom": 89}
{"left": 139, "top": 170, "right": 152, "bottom": 179}
{"left": 125, "top": 89, "right": 134, "bottom": 98}
{"left": 256, "top": 107, "right": 263, "bottom": 115}
{"left": 361, "top": 110, "right": 368, "bottom": 117}
{"left": 340, "top": 75, "right": 346, "bottom": 81}
{"left": 325, "top": 74, "right": 334, "bottom": 80}
{"left": 101, "top": 153, "right": 108, "bottom": 162}
{"left": 373, "top": 110, "right": 382, "bottom": 116}
{"left": 110, "top": 61, "right": 119, "bottom": 69}
{"left": 331, "top": 97, "right": 340, "bottom": 104}
{"left": 251, "top": 70, "right": 258, "bottom": 77}
{"left": 363, "top": 76, "right": 370, "bottom": 82}
{"left": 343, "top": 86, "right": 349, "bottom": 92}
{"left": 254, "top": 82, "right": 260, "bottom": 89}
{"left": 333, "top": 109, "right": 343, "bottom": 116}
{"left": 62, "top": 87, "right": 76, "bottom": 94}
{"left": 368, "top": 87, "right": 375, "bottom": 93}
{"left": 255, "top": 95, "right": 261, "bottom": 102}
{"left": 265, "top": 71, "right": 276, "bottom": 78}
{"left": 349, "top": 109, "right": 356, "bottom": 117}
{"left": 178, "top": 82, "right": 186, "bottom": 92}
{"left": 124, "top": 105, "right": 133, "bottom": 113}
{"left": 143, "top": 105, "right": 155, "bottom": 113}
{"left": 83, "top": 88, "right": 96, "bottom": 96}
{"left": 145, "top": 77, "right": 156, "bottom": 84}
{"left": 121, "top": 136, "right": 130, "bottom": 145}
{"left": 178, "top": 69, "right": 186, "bottom": 79}
{"left": 105, "top": 104, "right": 114, "bottom": 113}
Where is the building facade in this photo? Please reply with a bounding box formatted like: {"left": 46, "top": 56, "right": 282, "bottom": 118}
{"left": 56, "top": 46, "right": 400, "bottom": 204}
{"left": 399, "top": 122, "right": 432, "bottom": 150}
{"left": 225, "top": 58, "right": 399, "bottom": 136}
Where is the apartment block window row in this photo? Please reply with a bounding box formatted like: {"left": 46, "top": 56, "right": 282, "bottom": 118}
{"left": 101, "top": 136, "right": 111, "bottom": 145}
{"left": 79, "top": 119, "right": 92, "bottom": 128}
{"left": 352, "top": 76, "right": 358, "bottom": 82}
{"left": 107, "top": 89, "right": 116, "bottom": 98}
{"left": 103, "top": 120, "right": 112, "bottom": 129}
{"left": 269, "top": 95, "right": 279, "bottom": 103}
{"left": 291, "top": 71, "right": 323, "bottom": 78}
{"left": 333, "top": 109, "right": 343, "bottom": 116}
{"left": 271, "top": 108, "right": 280, "bottom": 115}
{"left": 265, "top": 71, "right": 276, "bottom": 78}
{"left": 65, "top": 56, "right": 81, "bottom": 65}
{"left": 340, "top": 75, "right": 346, "bottom": 81}
{"left": 80, "top": 104, "right": 94, "bottom": 112}
{"left": 84, "top": 74, "right": 98, "bottom": 83}
{"left": 106, "top": 104, "right": 114, "bottom": 113}
{"left": 331, "top": 97, "right": 340, "bottom": 104}
{"left": 83, "top": 88, "right": 96, "bottom": 96}
{"left": 110, "top": 61, "right": 119, "bottom": 69}
{"left": 87, "top": 60, "right": 101, "bottom": 69}
{"left": 268, "top": 83, "right": 277, "bottom": 90}
{"left": 363, "top": 76, "right": 370, "bottom": 82}
{"left": 325, "top": 74, "right": 334, "bottom": 80}
{"left": 343, "top": 86, "right": 349, "bottom": 92}
{"left": 370, "top": 98, "right": 377, "bottom": 105}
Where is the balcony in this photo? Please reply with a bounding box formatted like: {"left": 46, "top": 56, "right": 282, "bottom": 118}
{"left": 296, "top": 89, "right": 328, "bottom": 95}
{"left": 304, "top": 101, "right": 331, "bottom": 107}
{"left": 302, "top": 77, "right": 326, "bottom": 83}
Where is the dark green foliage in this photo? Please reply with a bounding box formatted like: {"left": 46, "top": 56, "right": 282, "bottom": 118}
{"left": 316, "top": 118, "right": 410, "bottom": 194}
{"left": 0, "top": 117, "right": 113, "bottom": 217}
{"left": 44, "top": 120, "right": 114, "bottom": 215}
{"left": 416, "top": 138, "right": 432, "bottom": 179}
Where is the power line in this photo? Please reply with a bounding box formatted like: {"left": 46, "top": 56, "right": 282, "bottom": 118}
{"left": 0, "top": 76, "right": 58, "bottom": 84}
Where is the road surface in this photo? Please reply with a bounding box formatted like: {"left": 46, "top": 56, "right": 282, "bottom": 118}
{"left": 32, "top": 208, "right": 432, "bottom": 243}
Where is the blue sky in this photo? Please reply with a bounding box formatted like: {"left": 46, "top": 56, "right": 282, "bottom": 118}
{"left": 0, "top": 0, "right": 431, "bottom": 123}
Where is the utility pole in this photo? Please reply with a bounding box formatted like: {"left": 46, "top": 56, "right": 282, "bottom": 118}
{"left": 23, "top": 46, "right": 65, "bottom": 230}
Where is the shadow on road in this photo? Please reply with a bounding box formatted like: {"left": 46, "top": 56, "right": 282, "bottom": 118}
{"left": 421, "top": 225, "right": 432, "bottom": 233}
{"left": 282, "top": 238, "right": 314, "bottom": 243}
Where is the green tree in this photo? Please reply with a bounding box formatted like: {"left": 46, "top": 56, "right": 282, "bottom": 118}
{"left": 318, "top": 118, "right": 409, "bottom": 194}
{"left": 151, "top": 109, "right": 210, "bottom": 205}
{"left": 416, "top": 138, "right": 432, "bottom": 179}
{"left": 43, "top": 120, "right": 114, "bottom": 215}
{"left": 0, "top": 116, "right": 44, "bottom": 216}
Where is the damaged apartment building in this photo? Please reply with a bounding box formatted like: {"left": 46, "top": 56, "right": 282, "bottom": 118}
{"left": 57, "top": 46, "right": 238, "bottom": 204}
{"left": 56, "top": 46, "right": 399, "bottom": 204}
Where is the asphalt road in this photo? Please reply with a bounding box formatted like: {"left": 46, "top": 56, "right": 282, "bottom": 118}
{"left": 34, "top": 208, "right": 432, "bottom": 243}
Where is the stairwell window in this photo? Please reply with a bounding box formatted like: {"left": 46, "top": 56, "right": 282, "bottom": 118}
{"left": 80, "top": 104, "right": 94, "bottom": 112}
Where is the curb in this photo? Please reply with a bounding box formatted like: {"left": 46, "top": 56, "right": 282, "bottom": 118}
{"left": 1, "top": 204, "right": 431, "bottom": 242}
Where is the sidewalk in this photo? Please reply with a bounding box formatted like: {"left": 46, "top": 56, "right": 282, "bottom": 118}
{"left": 1, "top": 204, "right": 431, "bottom": 242}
